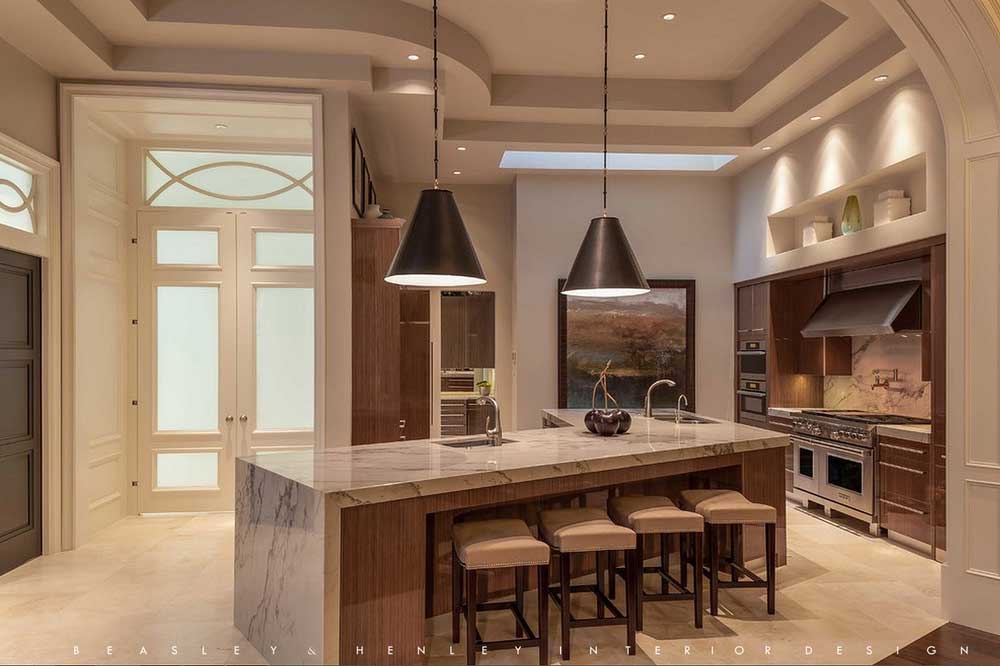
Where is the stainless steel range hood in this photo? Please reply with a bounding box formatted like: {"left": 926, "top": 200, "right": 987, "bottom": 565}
{"left": 801, "top": 280, "right": 922, "bottom": 338}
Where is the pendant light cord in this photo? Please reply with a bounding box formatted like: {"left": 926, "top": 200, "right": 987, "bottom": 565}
{"left": 602, "top": 0, "right": 608, "bottom": 216}
{"left": 433, "top": 0, "right": 440, "bottom": 189}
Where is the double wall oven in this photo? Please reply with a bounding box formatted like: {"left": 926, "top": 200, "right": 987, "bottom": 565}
{"left": 736, "top": 339, "right": 767, "bottom": 423}
{"left": 791, "top": 410, "right": 929, "bottom": 535}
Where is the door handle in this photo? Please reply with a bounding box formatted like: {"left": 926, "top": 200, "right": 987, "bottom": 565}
{"left": 225, "top": 415, "right": 234, "bottom": 423}
{"left": 239, "top": 415, "right": 248, "bottom": 423}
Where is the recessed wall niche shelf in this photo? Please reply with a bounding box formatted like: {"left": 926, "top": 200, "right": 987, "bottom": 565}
{"left": 767, "top": 154, "right": 927, "bottom": 257}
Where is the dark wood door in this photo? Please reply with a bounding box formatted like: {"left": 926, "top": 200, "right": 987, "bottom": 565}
{"left": 737, "top": 286, "right": 753, "bottom": 333}
{"left": 465, "top": 291, "right": 495, "bottom": 368}
{"left": 400, "top": 290, "right": 430, "bottom": 441}
{"left": 751, "top": 282, "right": 769, "bottom": 333}
{"left": 0, "top": 247, "right": 42, "bottom": 575}
{"left": 440, "top": 293, "right": 467, "bottom": 369}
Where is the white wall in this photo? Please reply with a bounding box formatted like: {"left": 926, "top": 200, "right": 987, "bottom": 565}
{"left": 379, "top": 183, "right": 516, "bottom": 431}
{"left": 733, "top": 72, "right": 945, "bottom": 282}
{"left": 0, "top": 37, "right": 56, "bottom": 159}
{"left": 514, "top": 174, "right": 734, "bottom": 429}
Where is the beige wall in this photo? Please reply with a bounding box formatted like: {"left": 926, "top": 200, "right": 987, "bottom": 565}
{"left": 513, "top": 174, "right": 734, "bottom": 430}
{"left": 0, "top": 36, "right": 56, "bottom": 159}
{"left": 379, "top": 183, "right": 516, "bottom": 431}
{"left": 733, "top": 72, "right": 945, "bottom": 282}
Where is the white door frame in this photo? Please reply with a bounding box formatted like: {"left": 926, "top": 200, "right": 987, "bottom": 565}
{"left": 59, "top": 83, "right": 326, "bottom": 547}
{"left": 0, "top": 132, "right": 62, "bottom": 556}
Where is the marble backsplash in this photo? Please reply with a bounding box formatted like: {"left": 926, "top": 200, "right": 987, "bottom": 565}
{"left": 823, "top": 334, "right": 931, "bottom": 418}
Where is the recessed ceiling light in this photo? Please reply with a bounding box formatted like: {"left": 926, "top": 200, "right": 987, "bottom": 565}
{"left": 762, "top": 146, "right": 773, "bottom": 151}
{"left": 810, "top": 115, "right": 823, "bottom": 121}
{"left": 662, "top": 12, "right": 676, "bottom": 21}
{"left": 452, "top": 170, "right": 462, "bottom": 175}
{"left": 457, "top": 146, "right": 467, "bottom": 151}
{"left": 407, "top": 54, "right": 420, "bottom": 61}
{"left": 214, "top": 123, "right": 228, "bottom": 129}
{"left": 873, "top": 74, "right": 889, "bottom": 82}
{"left": 633, "top": 53, "right": 646, "bottom": 60}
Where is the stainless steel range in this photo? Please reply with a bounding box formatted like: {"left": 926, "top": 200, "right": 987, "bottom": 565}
{"left": 791, "top": 410, "right": 930, "bottom": 535}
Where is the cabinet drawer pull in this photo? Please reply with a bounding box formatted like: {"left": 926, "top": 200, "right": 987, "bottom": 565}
{"left": 880, "top": 498, "right": 926, "bottom": 515}
{"left": 880, "top": 442, "right": 925, "bottom": 455}
{"left": 879, "top": 461, "right": 925, "bottom": 475}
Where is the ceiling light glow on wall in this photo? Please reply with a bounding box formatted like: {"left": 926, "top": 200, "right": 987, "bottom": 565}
{"left": 452, "top": 170, "right": 461, "bottom": 175}
{"left": 633, "top": 53, "right": 646, "bottom": 60}
{"left": 662, "top": 12, "right": 676, "bottom": 21}
{"left": 457, "top": 146, "right": 467, "bottom": 151}
{"left": 499, "top": 151, "right": 737, "bottom": 171}
{"left": 407, "top": 54, "right": 420, "bottom": 61}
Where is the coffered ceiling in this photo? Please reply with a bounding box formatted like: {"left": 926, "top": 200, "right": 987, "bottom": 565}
{"left": 1, "top": 0, "right": 918, "bottom": 183}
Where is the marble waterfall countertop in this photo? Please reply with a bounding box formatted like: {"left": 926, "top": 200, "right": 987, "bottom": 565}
{"left": 238, "top": 409, "right": 787, "bottom": 508}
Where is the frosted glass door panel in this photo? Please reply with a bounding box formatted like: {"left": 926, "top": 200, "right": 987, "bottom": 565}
{"left": 156, "top": 229, "right": 219, "bottom": 265}
{"left": 157, "top": 286, "right": 219, "bottom": 431}
{"left": 156, "top": 451, "right": 219, "bottom": 489}
{"left": 256, "top": 287, "right": 314, "bottom": 430}
{"left": 255, "top": 231, "right": 313, "bottom": 266}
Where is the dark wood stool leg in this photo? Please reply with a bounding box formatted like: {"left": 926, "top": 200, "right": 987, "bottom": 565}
{"left": 693, "top": 531, "right": 704, "bottom": 629}
{"left": 660, "top": 533, "right": 669, "bottom": 594}
{"left": 515, "top": 566, "right": 525, "bottom": 638}
{"left": 608, "top": 550, "right": 616, "bottom": 599}
{"left": 452, "top": 550, "right": 462, "bottom": 644}
{"left": 708, "top": 524, "right": 719, "bottom": 616}
{"left": 559, "top": 552, "right": 571, "bottom": 661}
{"left": 537, "top": 563, "right": 549, "bottom": 666}
{"left": 730, "top": 524, "right": 740, "bottom": 583}
{"left": 595, "top": 551, "right": 605, "bottom": 619}
{"left": 680, "top": 532, "right": 688, "bottom": 589}
{"left": 625, "top": 549, "right": 637, "bottom": 655}
{"left": 634, "top": 534, "right": 644, "bottom": 632}
{"left": 766, "top": 522, "right": 776, "bottom": 615}
{"left": 466, "top": 568, "right": 478, "bottom": 666}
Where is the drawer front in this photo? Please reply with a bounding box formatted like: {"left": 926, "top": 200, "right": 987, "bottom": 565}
{"left": 880, "top": 497, "right": 931, "bottom": 544}
{"left": 878, "top": 447, "right": 931, "bottom": 546}
{"left": 879, "top": 458, "right": 930, "bottom": 506}
{"left": 878, "top": 435, "right": 930, "bottom": 468}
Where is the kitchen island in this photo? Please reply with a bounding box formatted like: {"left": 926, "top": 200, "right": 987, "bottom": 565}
{"left": 234, "top": 410, "right": 787, "bottom": 665}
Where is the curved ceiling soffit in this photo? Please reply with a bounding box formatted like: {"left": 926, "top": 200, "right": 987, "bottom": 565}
{"left": 148, "top": 0, "right": 493, "bottom": 94}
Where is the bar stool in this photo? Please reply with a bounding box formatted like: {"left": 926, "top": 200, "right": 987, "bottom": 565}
{"left": 451, "top": 519, "right": 551, "bottom": 665}
{"left": 679, "top": 489, "right": 777, "bottom": 616}
{"left": 607, "top": 495, "right": 704, "bottom": 629}
{"left": 537, "top": 507, "right": 637, "bottom": 661}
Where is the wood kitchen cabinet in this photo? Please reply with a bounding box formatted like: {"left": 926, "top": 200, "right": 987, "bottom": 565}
{"left": 737, "top": 283, "right": 769, "bottom": 335}
{"left": 400, "top": 290, "right": 431, "bottom": 441}
{"left": 878, "top": 435, "right": 932, "bottom": 547}
{"left": 440, "top": 291, "right": 495, "bottom": 369}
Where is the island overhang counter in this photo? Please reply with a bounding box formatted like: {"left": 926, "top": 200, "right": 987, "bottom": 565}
{"left": 234, "top": 409, "right": 788, "bottom": 665}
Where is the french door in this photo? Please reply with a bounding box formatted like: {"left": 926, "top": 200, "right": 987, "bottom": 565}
{"left": 137, "top": 210, "right": 314, "bottom": 513}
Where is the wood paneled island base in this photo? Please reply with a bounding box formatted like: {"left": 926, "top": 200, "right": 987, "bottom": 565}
{"left": 234, "top": 411, "right": 787, "bottom": 665}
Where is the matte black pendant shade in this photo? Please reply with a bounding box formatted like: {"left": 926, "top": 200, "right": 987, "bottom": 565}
{"left": 384, "top": 188, "right": 486, "bottom": 287}
{"left": 561, "top": 216, "right": 650, "bottom": 297}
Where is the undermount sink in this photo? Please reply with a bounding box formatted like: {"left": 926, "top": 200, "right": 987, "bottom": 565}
{"left": 651, "top": 413, "right": 717, "bottom": 424}
{"left": 434, "top": 437, "right": 516, "bottom": 448}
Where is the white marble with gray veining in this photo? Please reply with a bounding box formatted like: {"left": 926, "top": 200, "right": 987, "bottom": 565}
{"left": 237, "top": 410, "right": 787, "bottom": 509}
{"left": 823, "top": 334, "right": 931, "bottom": 418}
{"left": 234, "top": 458, "right": 326, "bottom": 665}
{"left": 877, "top": 423, "right": 932, "bottom": 444}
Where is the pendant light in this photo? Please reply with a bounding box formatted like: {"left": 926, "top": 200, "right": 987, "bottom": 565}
{"left": 561, "top": 0, "right": 649, "bottom": 298}
{"left": 385, "top": 0, "right": 486, "bottom": 287}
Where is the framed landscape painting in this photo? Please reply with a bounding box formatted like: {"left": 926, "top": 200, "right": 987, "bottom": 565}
{"left": 558, "top": 279, "right": 696, "bottom": 411}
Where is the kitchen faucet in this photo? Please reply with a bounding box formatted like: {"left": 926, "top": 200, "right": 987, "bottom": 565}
{"left": 477, "top": 395, "right": 503, "bottom": 446}
{"left": 676, "top": 394, "right": 688, "bottom": 423}
{"left": 871, "top": 368, "right": 898, "bottom": 390}
{"left": 644, "top": 379, "right": 676, "bottom": 417}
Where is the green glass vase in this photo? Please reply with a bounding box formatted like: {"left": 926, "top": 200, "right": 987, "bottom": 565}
{"left": 841, "top": 194, "right": 862, "bottom": 235}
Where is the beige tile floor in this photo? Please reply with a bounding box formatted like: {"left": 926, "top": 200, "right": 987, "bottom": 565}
{"left": 0, "top": 504, "right": 944, "bottom": 665}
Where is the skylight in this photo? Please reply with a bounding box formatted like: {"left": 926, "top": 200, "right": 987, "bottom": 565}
{"left": 499, "top": 151, "right": 737, "bottom": 172}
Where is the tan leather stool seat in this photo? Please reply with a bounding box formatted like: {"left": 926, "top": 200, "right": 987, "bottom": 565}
{"left": 452, "top": 519, "right": 550, "bottom": 570}
{"left": 608, "top": 495, "right": 705, "bottom": 534}
{"left": 680, "top": 489, "right": 776, "bottom": 524}
{"left": 538, "top": 508, "right": 636, "bottom": 553}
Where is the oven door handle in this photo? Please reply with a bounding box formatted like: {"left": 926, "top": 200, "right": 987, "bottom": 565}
{"left": 736, "top": 350, "right": 766, "bottom": 356}
{"left": 736, "top": 389, "right": 767, "bottom": 397}
{"left": 792, "top": 435, "right": 871, "bottom": 458}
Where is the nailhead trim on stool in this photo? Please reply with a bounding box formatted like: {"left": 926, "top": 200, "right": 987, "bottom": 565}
{"left": 680, "top": 489, "right": 777, "bottom": 617}
{"left": 538, "top": 508, "right": 638, "bottom": 661}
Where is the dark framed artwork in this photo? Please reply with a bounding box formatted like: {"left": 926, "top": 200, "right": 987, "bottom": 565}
{"left": 558, "top": 279, "right": 696, "bottom": 411}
